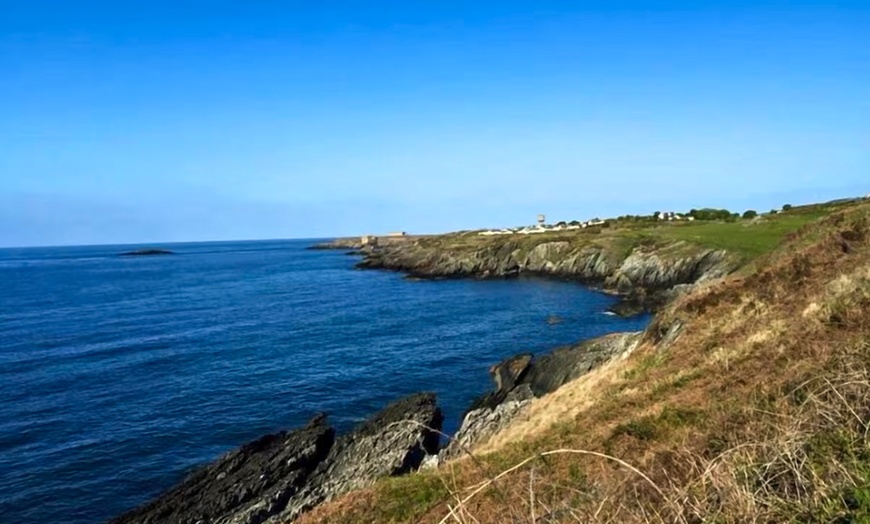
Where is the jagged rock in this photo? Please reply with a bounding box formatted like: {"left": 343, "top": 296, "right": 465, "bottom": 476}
{"left": 443, "top": 386, "right": 533, "bottom": 460}
{"left": 491, "top": 354, "right": 532, "bottom": 394}
{"left": 112, "top": 394, "right": 442, "bottom": 524}
{"left": 273, "top": 393, "right": 443, "bottom": 522}
{"left": 607, "top": 297, "right": 647, "bottom": 317}
{"left": 521, "top": 332, "right": 642, "bottom": 396}
{"left": 525, "top": 242, "right": 572, "bottom": 271}
{"left": 110, "top": 415, "right": 334, "bottom": 524}
{"left": 444, "top": 332, "right": 642, "bottom": 459}
{"left": 465, "top": 353, "right": 532, "bottom": 413}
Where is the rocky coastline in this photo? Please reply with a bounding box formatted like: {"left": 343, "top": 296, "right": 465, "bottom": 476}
{"left": 345, "top": 234, "right": 735, "bottom": 315}
{"left": 113, "top": 327, "right": 650, "bottom": 524}
{"left": 111, "top": 394, "right": 442, "bottom": 524}
{"left": 112, "top": 235, "right": 735, "bottom": 523}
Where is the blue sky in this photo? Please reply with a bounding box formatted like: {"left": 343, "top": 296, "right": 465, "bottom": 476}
{"left": 1, "top": 1, "right": 868, "bottom": 246}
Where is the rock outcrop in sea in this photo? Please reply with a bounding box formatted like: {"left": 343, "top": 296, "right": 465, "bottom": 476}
{"left": 112, "top": 393, "right": 442, "bottom": 524}
{"left": 119, "top": 249, "right": 175, "bottom": 256}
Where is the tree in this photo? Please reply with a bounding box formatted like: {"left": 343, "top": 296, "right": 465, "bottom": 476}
{"left": 783, "top": 204, "right": 793, "bottom": 211}
{"left": 742, "top": 210, "right": 758, "bottom": 219}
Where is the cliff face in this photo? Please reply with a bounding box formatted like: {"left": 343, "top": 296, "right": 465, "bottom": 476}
{"left": 356, "top": 236, "right": 734, "bottom": 310}
{"left": 296, "top": 203, "right": 870, "bottom": 524}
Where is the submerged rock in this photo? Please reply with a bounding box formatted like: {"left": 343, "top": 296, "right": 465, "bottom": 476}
{"left": 546, "top": 314, "right": 564, "bottom": 325}
{"left": 111, "top": 394, "right": 442, "bottom": 524}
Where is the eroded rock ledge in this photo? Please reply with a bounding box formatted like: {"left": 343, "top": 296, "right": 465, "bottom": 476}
{"left": 442, "top": 332, "right": 643, "bottom": 460}
{"left": 112, "top": 394, "right": 442, "bottom": 524}
{"left": 109, "top": 328, "right": 650, "bottom": 524}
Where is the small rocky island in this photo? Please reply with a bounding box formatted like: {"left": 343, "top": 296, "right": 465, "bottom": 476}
{"left": 119, "top": 249, "right": 175, "bottom": 257}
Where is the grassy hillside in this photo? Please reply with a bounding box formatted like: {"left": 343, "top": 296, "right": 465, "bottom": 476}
{"left": 299, "top": 199, "right": 870, "bottom": 523}
{"left": 415, "top": 199, "right": 862, "bottom": 267}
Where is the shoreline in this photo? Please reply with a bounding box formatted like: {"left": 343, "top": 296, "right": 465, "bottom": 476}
{"left": 316, "top": 235, "right": 733, "bottom": 317}
{"left": 111, "top": 238, "right": 678, "bottom": 523}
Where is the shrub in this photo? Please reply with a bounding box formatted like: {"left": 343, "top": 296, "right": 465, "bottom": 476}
{"left": 688, "top": 208, "right": 736, "bottom": 221}
{"left": 743, "top": 210, "right": 758, "bottom": 219}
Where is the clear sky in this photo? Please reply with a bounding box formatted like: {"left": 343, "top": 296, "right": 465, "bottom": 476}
{"left": 1, "top": 1, "right": 868, "bottom": 247}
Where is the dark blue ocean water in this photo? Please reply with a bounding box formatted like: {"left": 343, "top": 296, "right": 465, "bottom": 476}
{"left": 0, "top": 240, "right": 648, "bottom": 523}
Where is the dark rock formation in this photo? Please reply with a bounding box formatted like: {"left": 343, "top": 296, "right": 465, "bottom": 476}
{"left": 464, "top": 353, "right": 533, "bottom": 414}
{"left": 275, "top": 393, "right": 442, "bottom": 523}
{"left": 443, "top": 332, "right": 642, "bottom": 459}
{"left": 111, "top": 394, "right": 442, "bottom": 524}
{"left": 119, "top": 249, "right": 174, "bottom": 256}
{"left": 521, "top": 332, "right": 641, "bottom": 397}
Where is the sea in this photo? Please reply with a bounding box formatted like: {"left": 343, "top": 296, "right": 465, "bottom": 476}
{"left": 0, "top": 239, "right": 649, "bottom": 523}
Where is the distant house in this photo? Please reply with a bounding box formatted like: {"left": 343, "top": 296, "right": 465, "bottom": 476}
{"left": 387, "top": 231, "right": 407, "bottom": 237}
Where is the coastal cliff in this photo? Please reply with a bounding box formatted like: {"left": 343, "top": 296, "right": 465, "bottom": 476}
{"left": 112, "top": 201, "right": 865, "bottom": 523}
{"left": 301, "top": 201, "right": 870, "bottom": 523}
{"left": 354, "top": 234, "right": 735, "bottom": 313}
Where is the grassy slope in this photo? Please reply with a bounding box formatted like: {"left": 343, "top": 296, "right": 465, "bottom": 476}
{"left": 412, "top": 201, "right": 858, "bottom": 269}
{"left": 301, "top": 200, "right": 870, "bottom": 524}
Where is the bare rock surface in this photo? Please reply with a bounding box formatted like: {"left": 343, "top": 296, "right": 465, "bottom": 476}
{"left": 111, "top": 394, "right": 442, "bottom": 524}
{"left": 443, "top": 332, "right": 642, "bottom": 459}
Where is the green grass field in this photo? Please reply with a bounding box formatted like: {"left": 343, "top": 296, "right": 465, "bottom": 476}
{"left": 655, "top": 211, "right": 829, "bottom": 260}
{"left": 422, "top": 199, "right": 866, "bottom": 267}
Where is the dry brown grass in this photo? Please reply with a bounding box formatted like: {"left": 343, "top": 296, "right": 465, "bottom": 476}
{"left": 299, "top": 203, "right": 870, "bottom": 524}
